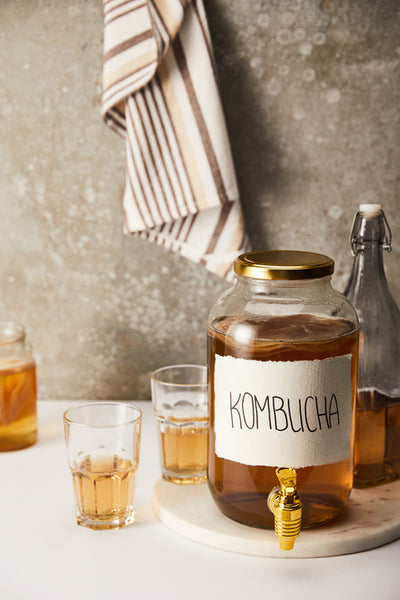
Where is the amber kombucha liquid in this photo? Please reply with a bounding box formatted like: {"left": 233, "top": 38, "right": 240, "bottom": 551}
{"left": 71, "top": 454, "right": 137, "bottom": 529}
{"left": 354, "top": 389, "right": 400, "bottom": 487}
{"left": 208, "top": 314, "right": 358, "bottom": 529}
{"left": 0, "top": 360, "right": 37, "bottom": 451}
{"left": 159, "top": 417, "right": 208, "bottom": 484}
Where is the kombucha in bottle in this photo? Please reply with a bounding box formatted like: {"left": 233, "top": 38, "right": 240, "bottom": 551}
{"left": 344, "top": 204, "right": 400, "bottom": 487}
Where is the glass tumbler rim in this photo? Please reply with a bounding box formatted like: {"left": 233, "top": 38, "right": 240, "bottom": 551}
{"left": 63, "top": 401, "right": 142, "bottom": 429}
{"left": 150, "top": 364, "right": 207, "bottom": 387}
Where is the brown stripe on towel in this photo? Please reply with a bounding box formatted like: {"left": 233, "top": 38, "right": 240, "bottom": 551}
{"left": 154, "top": 71, "right": 198, "bottom": 213}
{"left": 148, "top": 2, "right": 171, "bottom": 50}
{"left": 157, "top": 56, "right": 209, "bottom": 211}
{"left": 104, "top": 30, "right": 154, "bottom": 63}
{"left": 134, "top": 94, "right": 175, "bottom": 223}
{"left": 175, "top": 216, "right": 187, "bottom": 240}
{"left": 191, "top": 0, "right": 218, "bottom": 78}
{"left": 126, "top": 104, "right": 162, "bottom": 228}
{"left": 205, "top": 202, "right": 233, "bottom": 256}
{"left": 104, "top": 0, "right": 148, "bottom": 19}
{"left": 172, "top": 34, "right": 229, "bottom": 206}
{"left": 140, "top": 90, "right": 180, "bottom": 220}
{"left": 105, "top": 0, "right": 147, "bottom": 12}
{"left": 105, "top": 1, "right": 148, "bottom": 25}
{"left": 103, "top": 0, "right": 136, "bottom": 9}
{"left": 147, "top": 83, "right": 190, "bottom": 217}
{"left": 110, "top": 103, "right": 125, "bottom": 123}
{"left": 103, "top": 63, "right": 156, "bottom": 113}
{"left": 152, "top": 0, "right": 184, "bottom": 40}
{"left": 183, "top": 213, "right": 196, "bottom": 243}
{"left": 127, "top": 98, "right": 165, "bottom": 226}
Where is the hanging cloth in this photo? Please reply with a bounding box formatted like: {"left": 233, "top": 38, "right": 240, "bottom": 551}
{"left": 102, "top": 0, "right": 249, "bottom": 277}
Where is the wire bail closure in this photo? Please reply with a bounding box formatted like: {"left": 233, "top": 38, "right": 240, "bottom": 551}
{"left": 350, "top": 207, "right": 392, "bottom": 256}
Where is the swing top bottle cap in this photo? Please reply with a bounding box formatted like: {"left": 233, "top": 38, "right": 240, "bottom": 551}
{"left": 359, "top": 204, "right": 382, "bottom": 217}
{"left": 234, "top": 250, "right": 334, "bottom": 280}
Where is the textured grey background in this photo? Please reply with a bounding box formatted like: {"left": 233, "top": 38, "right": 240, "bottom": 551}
{"left": 0, "top": 0, "right": 399, "bottom": 399}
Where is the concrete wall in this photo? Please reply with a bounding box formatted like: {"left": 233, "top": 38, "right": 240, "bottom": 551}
{"left": 1, "top": 0, "right": 399, "bottom": 399}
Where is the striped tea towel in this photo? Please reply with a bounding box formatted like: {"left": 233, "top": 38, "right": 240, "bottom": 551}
{"left": 101, "top": 0, "right": 249, "bottom": 278}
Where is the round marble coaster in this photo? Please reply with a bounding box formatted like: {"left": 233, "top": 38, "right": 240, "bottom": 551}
{"left": 153, "top": 478, "right": 400, "bottom": 558}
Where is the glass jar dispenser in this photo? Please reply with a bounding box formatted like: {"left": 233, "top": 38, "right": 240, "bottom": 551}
{"left": 207, "top": 251, "right": 359, "bottom": 530}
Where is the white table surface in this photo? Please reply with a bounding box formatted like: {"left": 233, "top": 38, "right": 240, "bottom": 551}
{"left": 1, "top": 400, "right": 399, "bottom": 600}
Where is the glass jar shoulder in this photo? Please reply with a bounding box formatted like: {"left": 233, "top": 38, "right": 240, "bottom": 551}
{"left": 208, "top": 276, "right": 359, "bottom": 344}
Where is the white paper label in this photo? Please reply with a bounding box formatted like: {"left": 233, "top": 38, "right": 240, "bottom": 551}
{"left": 214, "top": 354, "right": 353, "bottom": 468}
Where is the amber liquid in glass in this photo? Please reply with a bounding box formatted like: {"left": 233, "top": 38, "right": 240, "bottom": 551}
{"left": 354, "top": 389, "right": 400, "bottom": 487}
{"left": 159, "top": 417, "right": 208, "bottom": 484}
{"left": 208, "top": 314, "right": 358, "bottom": 529}
{"left": 0, "top": 360, "right": 37, "bottom": 451}
{"left": 71, "top": 454, "right": 137, "bottom": 529}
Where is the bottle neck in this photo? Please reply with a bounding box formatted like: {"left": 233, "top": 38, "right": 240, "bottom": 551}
{"left": 345, "top": 209, "right": 392, "bottom": 296}
{"left": 351, "top": 243, "right": 387, "bottom": 285}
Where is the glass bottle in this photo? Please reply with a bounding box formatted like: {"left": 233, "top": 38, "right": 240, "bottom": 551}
{"left": 207, "top": 251, "right": 359, "bottom": 529}
{"left": 0, "top": 322, "right": 37, "bottom": 451}
{"left": 344, "top": 204, "right": 400, "bottom": 487}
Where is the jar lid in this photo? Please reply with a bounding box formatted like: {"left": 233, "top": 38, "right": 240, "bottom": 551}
{"left": 234, "top": 250, "right": 334, "bottom": 280}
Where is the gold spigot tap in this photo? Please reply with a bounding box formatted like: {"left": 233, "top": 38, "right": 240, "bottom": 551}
{"left": 267, "top": 467, "right": 302, "bottom": 551}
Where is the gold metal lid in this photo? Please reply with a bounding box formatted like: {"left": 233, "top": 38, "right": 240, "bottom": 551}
{"left": 234, "top": 250, "right": 334, "bottom": 280}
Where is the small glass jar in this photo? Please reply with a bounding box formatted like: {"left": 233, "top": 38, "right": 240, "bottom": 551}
{"left": 0, "top": 322, "right": 37, "bottom": 451}
{"left": 207, "top": 251, "right": 359, "bottom": 529}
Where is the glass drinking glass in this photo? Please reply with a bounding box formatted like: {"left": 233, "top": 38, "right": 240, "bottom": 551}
{"left": 151, "top": 365, "right": 208, "bottom": 485}
{"left": 63, "top": 402, "right": 142, "bottom": 530}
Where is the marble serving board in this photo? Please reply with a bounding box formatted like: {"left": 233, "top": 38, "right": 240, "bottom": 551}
{"left": 153, "top": 478, "right": 400, "bottom": 558}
